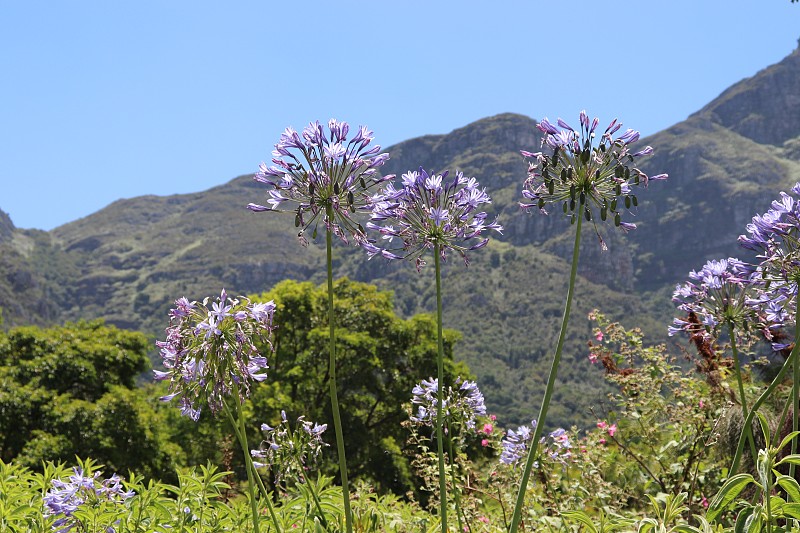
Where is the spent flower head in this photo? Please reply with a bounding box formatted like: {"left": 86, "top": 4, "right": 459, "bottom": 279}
{"left": 364, "top": 167, "right": 503, "bottom": 268}
{"left": 669, "top": 257, "right": 761, "bottom": 342}
{"left": 499, "top": 420, "right": 572, "bottom": 468}
{"left": 251, "top": 410, "right": 328, "bottom": 484}
{"left": 44, "top": 466, "right": 134, "bottom": 533}
{"left": 248, "top": 119, "right": 394, "bottom": 246}
{"left": 520, "top": 110, "right": 667, "bottom": 249}
{"left": 409, "top": 377, "right": 487, "bottom": 431}
{"left": 155, "top": 289, "right": 276, "bottom": 420}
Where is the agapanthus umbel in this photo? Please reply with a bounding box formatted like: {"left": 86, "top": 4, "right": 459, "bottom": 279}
{"left": 738, "top": 183, "right": 800, "bottom": 334}
{"left": 44, "top": 466, "right": 134, "bottom": 533}
{"left": 364, "top": 167, "right": 503, "bottom": 268}
{"left": 500, "top": 420, "right": 572, "bottom": 467}
{"left": 409, "top": 377, "right": 487, "bottom": 430}
{"left": 247, "top": 119, "right": 394, "bottom": 246}
{"left": 155, "top": 289, "right": 276, "bottom": 420}
{"left": 251, "top": 410, "right": 328, "bottom": 483}
{"left": 669, "top": 257, "right": 761, "bottom": 341}
{"left": 520, "top": 110, "right": 667, "bottom": 249}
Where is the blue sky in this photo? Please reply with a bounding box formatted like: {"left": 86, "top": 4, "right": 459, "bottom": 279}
{"left": 2, "top": 1, "right": 798, "bottom": 230}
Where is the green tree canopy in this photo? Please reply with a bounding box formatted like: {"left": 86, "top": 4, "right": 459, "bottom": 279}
{"left": 0, "top": 320, "right": 181, "bottom": 478}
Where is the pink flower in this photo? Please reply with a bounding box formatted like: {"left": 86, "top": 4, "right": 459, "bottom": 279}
{"left": 608, "top": 424, "right": 617, "bottom": 437}
{"left": 490, "top": 414, "right": 497, "bottom": 421}
{"left": 481, "top": 439, "right": 489, "bottom": 447}
{"left": 594, "top": 330, "right": 604, "bottom": 341}
{"left": 588, "top": 352, "right": 599, "bottom": 363}
{"left": 598, "top": 438, "right": 606, "bottom": 445}
{"left": 478, "top": 516, "right": 490, "bottom": 524}
{"left": 699, "top": 400, "right": 705, "bottom": 409}
{"left": 701, "top": 496, "right": 709, "bottom": 509}
{"left": 597, "top": 421, "right": 608, "bottom": 430}
{"left": 483, "top": 423, "right": 493, "bottom": 434}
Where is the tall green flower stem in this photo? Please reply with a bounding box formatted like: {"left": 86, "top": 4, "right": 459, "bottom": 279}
{"left": 223, "top": 401, "right": 282, "bottom": 533}
{"left": 509, "top": 213, "right": 583, "bottom": 533}
{"left": 446, "top": 423, "right": 465, "bottom": 533}
{"left": 325, "top": 205, "right": 353, "bottom": 533}
{"left": 730, "top": 343, "right": 799, "bottom": 474}
{"left": 728, "top": 322, "right": 758, "bottom": 466}
{"left": 792, "top": 318, "right": 800, "bottom": 479}
{"left": 433, "top": 242, "right": 449, "bottom": 533}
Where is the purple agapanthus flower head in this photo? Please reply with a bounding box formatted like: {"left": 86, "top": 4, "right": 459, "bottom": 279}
{"left": 736, "top": 183, "right": 800, "bottom": 345}
{"left": 409, "top": 376, "right": 487, "bottom": 431}
{"left": 669, "top": 257, "right": 761, "bottom": 342}
{"left": 251, "top": 412, "right": 328, "bottom": 484}
{"left": 155, "top": 290, "right": 276, "bottom": 420}
{"left": 44, "top": 465, "right": 134, "bottom": 533}
{"left": 248, "top": 119, "right": 394, "bottom": 246}
{"left": 363, "top": 167, "right": 503, "bottom": 269}
{"left": 520, "top": 111, "right": 667, "bottom": 250}
{"left": 500, "top": 420, "right": 571, "bottom": 468}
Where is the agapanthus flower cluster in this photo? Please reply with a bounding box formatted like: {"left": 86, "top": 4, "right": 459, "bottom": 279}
{"left": 669, "top": 257, "right": 761, "bottom": 341}
{"left": 247, "top": 119, "right": 394, "bottom": 246}
{"left": 364, "top": 167, "right": 503, "bottom": 268}
{"left": 520, "top": 110, "right": 667, "bottom": 249}
{"left": 500, "top": 420, "right": 572, "bottom": 467}
{"left": 251, "top": 410, "right": 328, "bottom": 483}
{"left": 43, "top": 466, "right": 134, "bottom": 533}
{"left": 409, "top": 377, "right": 487, "bottom": 430}
{"left": 738, "top": 183, "right": 800, "bottom": 332}
{"left": 155, "top": 289, "right": 276, "bottom": 420}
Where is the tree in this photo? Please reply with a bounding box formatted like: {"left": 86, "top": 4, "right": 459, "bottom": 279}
{"left": 0, "top": 320, "right": 180, "bottom": 479}
{"left": 247, "top": 278, "right": 471, "bottom": 496}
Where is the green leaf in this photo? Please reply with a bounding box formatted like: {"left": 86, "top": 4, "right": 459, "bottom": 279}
{"left": 707, "top": 473, "right": 756, "bottom": 522}
{"left": 781, "top": 502, "right": 800, "bottom": 519}
{"left": 777, "top": 430, "right": 800, "bottom": 453}
{"left": 775, "top": 454, "right": 800, "bottom": 468}
{"left": 561, "top": 511, "right": 598, "bottom": 533}
{"left": 777, "top": 474, "right": 800, "bottom": 502}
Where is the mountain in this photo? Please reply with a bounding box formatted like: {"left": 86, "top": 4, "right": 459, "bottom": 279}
{"left": 2, "top": 46, "right": 800, "bottom": 427}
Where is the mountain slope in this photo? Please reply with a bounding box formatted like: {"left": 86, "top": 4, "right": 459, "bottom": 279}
{"left": 3, "top": 47, "right": 800, "bottom": 426}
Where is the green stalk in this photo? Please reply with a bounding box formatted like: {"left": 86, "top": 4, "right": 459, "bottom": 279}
{"left": 728, "top": 322, "right": 758, "bottom": 466}
{"left": 792, "top": 319, "right": 800, "bottom": 479}
{"left": 434, "top": 242, "right": 448, "bottom": 533}
{"left": 223, "top": 402, "right": 282, "bottom": 533}
{"left": 730, "top": 344, "right": 798, "bottom": 474}
{"left": 223, "top": 401, "right": 260, "bottom": 533}
{"left": 447, "top": 423, "right": 465, "bottom": 533}
{"left": 509, "top": 213, "right": 583, "bottom": 533}
{"left": 325, "top": 205, "right": 353, "bottom": 533}
{"left": 304, "top": 476, "right": 330, "bottom": 531}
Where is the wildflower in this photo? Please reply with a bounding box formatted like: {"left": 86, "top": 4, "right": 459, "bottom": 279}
{"left": 588, "top": 351, "right": 599, "bottom": 364}
{"left": 155, "top": 290, "right": 276, "bottom": 420}
{"left": 594, "top": 329, "right": 604, "bottom": 341}
{"left": 607, "top": 423, "right": 617, "bottom": 437}
{"left": 481, "top": 439, "right": 489, "bottom": 447}
{"left": 669, "top": 257, "right": 760, "bottom": 342}
{"left": 248, "top": 119, "right": 394, "bottom": 246}
{"left": 410, "top": 377, "right": 487, "bottom": 430}
{"left": 520, "top": 110, "right": 666, "bottom": 249}
{"left": 251, "top": 412, "right": 328, "bottom": 484}
{"left": 44, "top": 466, "right": 134, "bottom": 533}
{"left": 482, "top": 423, "right": 493, "bottom": 434}
{"left": 738, "top": 183, "right": 800, "bottom": 334}
{"left": 500, "top": 420, "right": 571, "bottom": 467}
{"left": 364, "top": 167, "right": 503, "bottom": 268}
